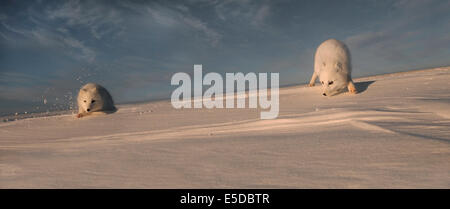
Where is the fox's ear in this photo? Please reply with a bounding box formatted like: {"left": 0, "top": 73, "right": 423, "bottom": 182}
{"left": 335, "top": 62, "right": 342, "bottom": 72}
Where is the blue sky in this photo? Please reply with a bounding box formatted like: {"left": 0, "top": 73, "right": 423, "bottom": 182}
{"left": 1, "top": 0, "right": 450, "bottom": 116}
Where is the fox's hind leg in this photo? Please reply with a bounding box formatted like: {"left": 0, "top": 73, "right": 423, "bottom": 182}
{"left": 309, "top": 72, "right": 318, "bottom": 87}
{"left": 348, "top": 80, "right": 357, "bottom": 94}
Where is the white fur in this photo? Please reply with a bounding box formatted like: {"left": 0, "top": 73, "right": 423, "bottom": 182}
{"left": 77, "top": 83, "right": 116, "bottom": 118}
{"left": 309, "top": 39, "right": 357, "bottom": 96}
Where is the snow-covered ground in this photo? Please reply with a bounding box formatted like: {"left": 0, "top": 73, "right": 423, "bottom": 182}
{"left": 1, "top": 67, "right": 449, "bottom": 188}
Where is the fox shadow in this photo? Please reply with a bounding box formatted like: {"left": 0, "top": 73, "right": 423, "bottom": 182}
{"left": 354, "top": 80, "right": 375, "bottom": 94}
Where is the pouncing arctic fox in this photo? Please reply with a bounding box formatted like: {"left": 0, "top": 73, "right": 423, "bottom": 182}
{"left": 309, "top": 39, "right": 357, "bottom": 96}
{"left": 77, "top": 83, "right": 116, "bottom": 118}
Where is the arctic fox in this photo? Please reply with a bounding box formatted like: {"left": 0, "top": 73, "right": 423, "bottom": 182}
{"left": 77, "top": 83, "right": 116, "bottom": 118}
{"left": 309, "top": 39, "right": 357, "bottom": 96}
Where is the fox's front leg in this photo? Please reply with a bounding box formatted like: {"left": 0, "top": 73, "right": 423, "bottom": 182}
{"left": 347, "top": 80, "right": 357, "bottom": 94}
{"left": 309, "top": 72, "right": 318, "bottom": 87}
{"left": 77, "top": 112, "right": 90, "bottom": 118}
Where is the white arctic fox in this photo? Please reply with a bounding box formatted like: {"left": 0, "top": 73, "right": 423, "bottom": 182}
{"left": 77, "top": 83, "right": 116, "bottom": 118}
{"left": 309, "top": 39, "right": 357, "bottom": 96}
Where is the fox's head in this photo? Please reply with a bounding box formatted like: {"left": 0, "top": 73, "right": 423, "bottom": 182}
{"left": 78, "top": 84, "right": 104, "bottom": 113}
{"left": 320, "top": 62, "right": 349, "bottom": 96}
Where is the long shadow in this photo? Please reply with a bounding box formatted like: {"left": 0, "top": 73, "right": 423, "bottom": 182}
{"left": 354, "top": 80, "right": 375, "bottom": 94}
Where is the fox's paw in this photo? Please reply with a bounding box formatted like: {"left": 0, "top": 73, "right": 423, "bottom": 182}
{"left": 348, "top": 82, "right": 357, "bottom": 94}
{"left": 76, "top": 113, "right": 83, "bottom": 118}
{"left": 348, "top": 86, "right": 357, "bottom": 94}
{"left": 308, "top": 83, "right": 315, "bottom": 87}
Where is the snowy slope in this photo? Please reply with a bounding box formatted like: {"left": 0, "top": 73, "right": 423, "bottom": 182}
{"left": 1, "top": 67, "right": 449, "bottom": 188}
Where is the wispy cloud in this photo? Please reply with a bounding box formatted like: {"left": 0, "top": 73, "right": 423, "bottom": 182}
{"left": 118, "top": 1, "right": 223, "bottom": 47}
{"left": 212, "top": 0, "right": 271, "bottom": 27}
{"left": 62, "top": 36, "right": 96, "bottom": 62}
{"left": 251, "top": 4, "right": 270, "bottom": 26}
{"left": 182, "top": 15, "right": 222, "bottom": 46}
{"left": 146, "top": 6, "right": 179, "bottom": 27}
{"left": 146, "top": 3, "right": 222, "bottom": 47}
{"left": 45, "top": 0, "right": 124, "bottom": 40}
{"left": 1, "top": 22, "right": 96, "bottom": 62}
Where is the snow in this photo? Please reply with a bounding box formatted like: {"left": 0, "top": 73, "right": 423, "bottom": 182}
{"left": 1, "top": 67, "right": 449, "bottom": 188}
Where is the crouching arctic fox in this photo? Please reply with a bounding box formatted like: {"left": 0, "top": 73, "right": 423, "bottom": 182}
{"left": 309, "top": 39, "right": 357, "bottom": 96}
{"left": 77, "top": 83, "right": 116, "bottom": 118}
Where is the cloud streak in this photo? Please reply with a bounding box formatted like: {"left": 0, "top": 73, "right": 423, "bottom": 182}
{"left": 1, "top": 22, "right": 96, "bottom": 62}
{"left": 45, "top": 0, "right": 124, "bottom": 40}
{"left": 144, "top": 3, "right": 223, "bottom": 47}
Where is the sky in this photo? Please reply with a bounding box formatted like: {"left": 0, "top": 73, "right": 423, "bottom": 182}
{"left": 1, "top": 0, "right": 450, "bottom": 116}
